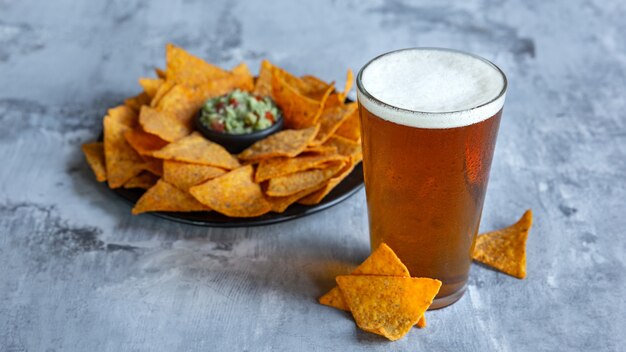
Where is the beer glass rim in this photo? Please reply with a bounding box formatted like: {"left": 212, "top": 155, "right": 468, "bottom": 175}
{"left": 356, "top": 47, "right": 508, "bottom": 129}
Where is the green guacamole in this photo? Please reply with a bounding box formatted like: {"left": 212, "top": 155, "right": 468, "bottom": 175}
{"left": 199, "top": 89, "right": 281, "bottom": 134}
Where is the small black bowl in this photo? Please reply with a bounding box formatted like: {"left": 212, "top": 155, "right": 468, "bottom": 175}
{"left": 195, "top": 112, "right": 284, "bottom": 154}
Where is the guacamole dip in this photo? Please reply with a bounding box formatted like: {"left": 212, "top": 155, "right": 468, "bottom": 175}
{"left": 199, "top": 89, "right": 281, "bottom": 134}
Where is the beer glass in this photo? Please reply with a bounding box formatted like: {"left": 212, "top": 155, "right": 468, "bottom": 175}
{"left": 356, "top": 48, "right": 507, "bottom": 309}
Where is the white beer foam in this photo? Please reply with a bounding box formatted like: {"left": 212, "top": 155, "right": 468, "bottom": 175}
{"left": 358, "top": 49, "right": 506, "bottom": 129}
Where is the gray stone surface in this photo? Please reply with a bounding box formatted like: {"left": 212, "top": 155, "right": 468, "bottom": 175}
{"left": 1, "top": 0, "right": 624, "bottom": 351}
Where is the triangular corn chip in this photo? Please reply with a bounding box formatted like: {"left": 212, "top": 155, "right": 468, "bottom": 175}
{"left": 265, "top": 162, "right": 344, "bottom": 197}
{"left": 152, "top": 132, "right": 240, "bottom": 169}
{"left": 189, "top": 165, "right": 271, "bottom": 217}
{"left": 310, "top": 103, "right": 358, "bottom": 146}
{"left": 473, "top": 210, "right": 533, "bottom": 279}
{"left": 255, "top": 153, "right": 346, "bottom": 182}
{"left": 103, "top": 116, "right": 146, "bottom": 188}
{"left": 132, "top": 179, "right": 210, "bottom": 214}
{"left": 163, "top": 160, "right": 226, "bottom": 191}
{"left": 82, "top": 142, "right": 107, "bottom": 182}
{"left": 238, "top": 125, "right": 320, "bottom": 161}
{"left": 336, "top": 276, "right": 441, "bottom": 341}
{"left": 139, "top": 106, "right": 191, "bottom": 142}
{"left": 319, "top": 243, "right": 409, "bottom": 311}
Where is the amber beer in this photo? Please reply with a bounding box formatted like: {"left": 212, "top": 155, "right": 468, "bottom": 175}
{"left": 357, "top": 48, "right": 507, "bottom": 308}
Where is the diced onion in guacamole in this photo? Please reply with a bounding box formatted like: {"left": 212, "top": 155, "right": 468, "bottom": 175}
{"left": 199, "top": 89, "right": 281, "bottom": 134}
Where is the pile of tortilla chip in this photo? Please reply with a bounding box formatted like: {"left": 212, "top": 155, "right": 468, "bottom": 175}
{"left": 82, "top": 44, "right": 362, "bottom": 217}
{"left": 319, "top": 243, "right": 442, "bottom": 341}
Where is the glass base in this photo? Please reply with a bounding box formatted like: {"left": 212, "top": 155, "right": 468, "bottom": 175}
{"left": 428, "top": 284, "right": 467, "bottom": 310}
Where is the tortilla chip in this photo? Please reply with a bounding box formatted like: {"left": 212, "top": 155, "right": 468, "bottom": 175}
{"left": 165, "top": 43, "right": 231, "bottom": 85}
{"left": 139, "top": 106, "right": 191, "bottom": 143}
{"left": 266, "top": 184, "right": 326, "bottom": 213}
{"left": 238, "top": 125, "right": 319, "bottom": 161}
{"left": 230, "top": 62, "right": 255, "bottom": 92}
{"left": 124, "top": 128, "right": 168, "bottom": 156}
{"left": 153, "top": 132, "right": 239, "bottom": 169}
{"left": 416, "top": 316, "right": 427, "bottom": 329}
{"left": 298, "top": 160, "right": 356, "bottom": 205}
{"left": 123, "top": 171, "right": 159, "bottom": 189}
{"left": 192, "top": 74, "right": 255, "bottom": 104}
{"left": 472, "top": 210, "right": 533, "bottom": 279}
{"left": 139, "top": 78, "right": 163, "bottom": 99}
{"left": 154, "top": 84, "right": 204, "bottom": 127}
{"left": 253, "top": 59, "right": 274, "bottom": 97}
{"left": 132, "top": 179, "right": 210, "bottom": 214}
{"left": 108, "top": 104, "right": 138, "bottom": 128}
{"left": 124, "top": 93, "right": 151, "bottom": 113}
{"left": 163, "top": 160, "right": 227, "bottom": 191}
{"left": 323, "top": 135, "right": 362, "bottom": 163}
{"left": 103, "top": 116, "right": 146, "bottom": 188}
{"left": 340, "top": 69, "right": 354, "bottom": 99}
{"left": 265, "top": 162, "right": 344, "bottom": 197}
{"left": 272, "top": 72, "right": 331, "bottom": 129}
{"left": 255, "top": 154, "right": 346, "bottom": 182}
{"left": 189, "top": 165, "right": 271, "bottom": 217}
{"left": 82, "top": 142, "right": 107, "bottom": 182}
{"left": 140, "top": 156, "right": 164, "bottom": 176}
{"left": 155, "top": 67, "right": 166, "bottom": 79}
{"left": 301, "top": 145, "right": 338, "bottom": 155}
{"left": 334, "top": 105, "right": 361, "bottom": 141}
{"left": 150, "top": 80, "right": 176, "bottom": 108}
{"left": 336, "top": 276, "right": 441, "bottom": 341}
{"left": 310, "top": 103, "right": 358, "bottom": 146}
{"left": 300, "top": 75, "right": 333, "bottom": 99}
{"left": 319, "top": 243, "right": 410, "bottom": 311}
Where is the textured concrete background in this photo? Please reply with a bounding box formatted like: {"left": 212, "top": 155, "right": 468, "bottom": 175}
{"left": 1, "top": 0, "right": 625, "bottom": 351}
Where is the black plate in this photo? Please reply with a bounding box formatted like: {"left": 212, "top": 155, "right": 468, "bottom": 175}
{"left": 111, "top": 163, "right": 364, "bottom": 227}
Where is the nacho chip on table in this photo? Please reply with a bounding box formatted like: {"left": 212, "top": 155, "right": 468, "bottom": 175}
{"left": 139, "top": 78, "right": 164, "bottom": 99}
{"left": 82, "top": 142, "right": 107, "bottom": 182}
{"left": 163, "top": 160, "right": 226, "bottom": 191}
{"left": 265, "top": 162, "right": 344, "bottom": 197}
{"left": 255, "top": 153, "right": 346, "bottom": 183}
{"left": 272, "top": 72, "right": 331, "bottom": 129}
{"left": 103, "top": 116, "right": 147, "bottom": 188}
{"left": 473, "top": 210, "right": 533, "bottom": 279}
{"left": 310, "top": 102, "right": 358, "bottom": 146}
{"left": 132, "top": 179, "right": 210, "bottom": 214}
{"left": 165, "top": 43, "right": 231, "bottom": 85}
{"left": 334, "top": 104, "right": 361, "bottom": 141}
{"left": 152, "top": 132, "right": 240, "bottom": 169}
{"left": 139, "top": 106, "right": 192, "bottom": 143}
{"left": 238, "top": 125, "right": 320, "bottom": 161}
{"left": 124, "top": 93, "right": 151, "bottom": 114}
{"left": 319, "top": 243, "right": 410, "bottom": 311}
{"left": 123, "top": 171, "right": 159, "bottom": 189}
{"left": 189, "top": 165, "right": 271, "bottom": 217}
{"left": 124, "top": 128, "right": 169, "bottom": 156}
{"left": 336, "top": 276, "right": 441, "bottom": 341}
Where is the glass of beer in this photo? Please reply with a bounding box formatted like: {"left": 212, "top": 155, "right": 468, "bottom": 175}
{"left": 356, "top": 48, "right": 507, "bottom": 309}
